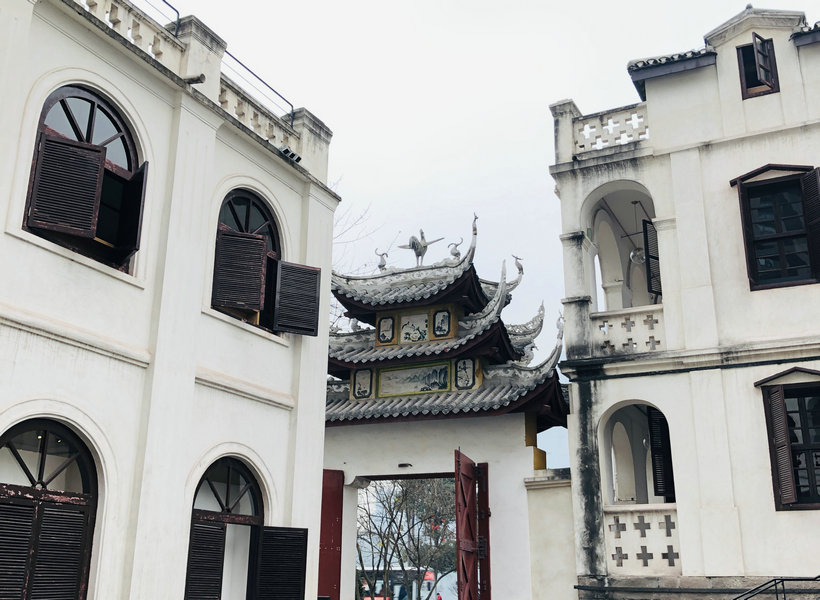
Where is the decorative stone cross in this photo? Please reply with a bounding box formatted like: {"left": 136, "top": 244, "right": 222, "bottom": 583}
{"left": 599, "top": 320, "right": 611, "bottom": 335}
{"left": 660, "top": 514, "right": 676, "bottom": 537}
{"left": 643, "top": 314, "right": 658, "bottom": 330}
{"left": 662, "top": 545, "right": 680, "bottom": 566}
{"left": 602, "top": 340, "right": 615, "bottom": 352}
{"left": 622, "top": 338, "right": 637, "bottom": 351}
{"left": 612, "top": 547, "right": 628, "bottom": 567}
{"left": 608, "top": 516, "right": 626, "bottom": 539}
{"left": 621, "top": 317, "right": 635, "bottom": 332}
{"left": 633, "top": 515, "right": 651, "bottom": 537}
{"left": 637, "top": 546, "right": 654, "bottom": 567}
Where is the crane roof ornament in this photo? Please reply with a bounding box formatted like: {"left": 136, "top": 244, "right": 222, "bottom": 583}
{"left": 398, "top": 229, "right": 444, "bottom": 266}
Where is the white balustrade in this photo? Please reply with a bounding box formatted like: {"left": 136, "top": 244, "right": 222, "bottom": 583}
{"left": 590, "top": 305, "right": 664, "bottom": 356}
{"left": 604, "top": 505, "right": 681, "bottom": 576}
{"left": 574, "top": 103, "right": 649, "bottom": 154}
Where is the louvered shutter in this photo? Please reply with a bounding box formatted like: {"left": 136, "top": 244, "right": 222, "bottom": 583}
{"left": 765, "top": 386, "right": 797, "bottom": 505}
{"left": 254, "top": 526, "right": 308, "bottom": 600}
{"left": 647, "top": 406, "right": 676, "bottom": 501}
{"left": 642, "top": 219, "right": 662, "bottom": 298}
{"left": 114, "top": 161, "right": 148, "bottom": 262}
{"left": 801, "top": 168, "right": 820, "bottom": 280}
{"left": 476, "top": 462, "right": 491, "bottom": 600}
{"left": 28, "top": 505, "right": 89, "bottom": 600}
{"left": 184, "top": 521, "right": 226, "bottom": 600}
{"left": 212, "top": 226, "right": 267, "bottom": 310}
{"left": 271, "top": 260, "right": 321, "bottom": 336}
{"left": 455, "top": 450, "right": 479, "bottom": 600}
{"left": 28, "top": 133, "right": 105, "bottom": 237}
{"left": 0, "top": 502, "right": 35, "bottom": 599}
{"left": 752, "top": 33, "right": 775, "bottom": 89}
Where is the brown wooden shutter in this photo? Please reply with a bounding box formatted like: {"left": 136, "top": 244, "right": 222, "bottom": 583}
{"left": 752, "top": 33, "right": 775, "bottom": 89}
{"left": 455, "top": 450, "right": 479, "bottom": 600}
{"left": 764, "top": 386, "right": 797, "bottom": 505}
{"left": 184, "top": 521, "right": 226, "bottom": 600}
{"left": 114, "top": 161, "right": 148, "bottom": 263}
{"left": 271, "top": 260, "right": 321, "bottom": 336}
{"left": 801, "top": 168, "right": 820, "bottom": 280}
{"left": 318, "top": 470, "right": 344, "bottom": 600}
{"left": 642, "top": 219, "right": 662, "bottom": 298}
{"left": 0, "top": 502, "right": 35, "bottom": 598}
{"left": 212, "top": 226, "right": 267, "bottom": 310}
{"left": 28, "top": 133, "right": 105, "bottom": 237}
{"left": 476, "top": 462, "right": 491, "bottom": 600}
{"left": 254, "top": 526, "right": 308, "bottom": 600}
{"left": 647, "top": 406, "right": 675, "bottom": 501}
{"left": 28, "top": 505, "right": 90, "bottom": 600}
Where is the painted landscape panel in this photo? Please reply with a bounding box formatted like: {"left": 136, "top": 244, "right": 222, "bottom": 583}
{"left": 379, "top": 363, "right": 450, "bottom": 396}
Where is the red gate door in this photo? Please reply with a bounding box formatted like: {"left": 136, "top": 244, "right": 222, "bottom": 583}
{"left": 318, "top": 469, "right": 344, "bottom": 600}
{"left": 455, "top": 450, "right": 491, "bottom": 600}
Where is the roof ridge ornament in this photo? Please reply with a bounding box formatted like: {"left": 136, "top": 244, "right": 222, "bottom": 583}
{"left": 398, "top": 229, "right": 444, "bottom": 266}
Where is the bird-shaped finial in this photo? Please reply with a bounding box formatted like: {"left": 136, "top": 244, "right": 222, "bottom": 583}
{"left": 375, "top": 249, "right": 388, "bottom": 271}
{"left": 448, "top": 237, "right": 463, "bottom": 260}
{"left": 398, "top": 229, "right": 444, "bottom": 266}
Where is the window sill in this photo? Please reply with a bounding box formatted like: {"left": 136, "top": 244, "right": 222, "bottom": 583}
{"left": 750, "top": 277, "right": 818, "bottom": 291}
{"left": 201, "top": 307, "right": 290, "bottom": 347}
{"left": 7, "top": 228, "right": 145, "bottom": 289}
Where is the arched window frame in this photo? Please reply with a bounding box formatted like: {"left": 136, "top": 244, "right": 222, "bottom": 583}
{"left": 24, "top": 85, "right": 148, "bottom": 270}
{"left": 0, "top": 418, "right": 98, "bottom": 600}
{"left": 184, "top": 457, "right": 308, "bottom": 600}
{"left": 211, "top": 189, "right": 321, "bottom": 336}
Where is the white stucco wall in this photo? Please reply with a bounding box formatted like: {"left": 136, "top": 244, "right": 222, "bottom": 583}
{"left": 0, "top": 1, "right": 338, "bottom": 598}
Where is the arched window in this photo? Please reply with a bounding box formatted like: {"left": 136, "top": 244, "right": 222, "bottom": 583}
{"left": 184, "top": 457, "right": 308, "bottom": 600}
{"left": 211, "top": 190, "right": 321, "bottom": 336}
{"left": 0, "top": 419, "right": 97, "bottom": 600}
{"left": 24, "top": 85, "right": 147, "bottom": 269}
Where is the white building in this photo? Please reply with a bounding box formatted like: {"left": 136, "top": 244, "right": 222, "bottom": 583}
{"left": 0, "top": 0, "right": 338, "bottom": 598}
{"left": 549, "top": 6, "right": 820, "bottom": 599}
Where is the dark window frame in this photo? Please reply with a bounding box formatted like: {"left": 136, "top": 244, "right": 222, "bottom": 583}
{"left": 211, "top": 190, "right": 321, "bottom": 336}
{"left": 737, "top": 34, "right": 779, "bottom": 100}
{"left": 761, "top": 382, "right": 820, "bottom": 511}
{"left": 732, "top": 165, "right": 820, "bottom": 290}
{"left": 24, "top": 85, "right": 147, "bottom": 271}
{"left": 0, "top": 419, "right": 98, "bottom": 600}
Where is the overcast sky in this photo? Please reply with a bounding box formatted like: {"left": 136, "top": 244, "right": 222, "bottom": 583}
{"left": 165, "top": 0, "right": 814, "bottom": 466}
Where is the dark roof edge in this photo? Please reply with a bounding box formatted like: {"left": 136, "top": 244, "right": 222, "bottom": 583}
{"left": 793, "top": 26, "right": 820, "bottom": 47}
{"left": 628, "top": 52, "right": 716, "bottom": 101}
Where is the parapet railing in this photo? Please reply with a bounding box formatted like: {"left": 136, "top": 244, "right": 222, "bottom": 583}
{"left": 73, "top": 0, "right": 296, "bottom": 130}
{"left": 573, "top": 102, "right": 649, "bottom": 155}
{"left": 589, "top": 304, "right": 664, "bottom": 357}
{"left": 733, "top": 576, "right": 820, "bottom": 600}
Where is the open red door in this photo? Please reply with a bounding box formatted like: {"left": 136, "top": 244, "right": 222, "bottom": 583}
{"left": 455, "top": 450, "right": 491, "bottom": 600}
{"left": 318, "top": 469, "right": 344, "bottom": 600}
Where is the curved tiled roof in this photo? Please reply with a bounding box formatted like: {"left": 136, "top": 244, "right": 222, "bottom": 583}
{"left": 328, "top": 265, "right": 526, "bottom": 366}
{"left": 325, "top": 341, "right": 562, "bottom": 424}
{"left": 325, "top": 317, "right": 566, "bottom": 425}
{"left": 627, "top": 47, "right": 716, "bottom": 72}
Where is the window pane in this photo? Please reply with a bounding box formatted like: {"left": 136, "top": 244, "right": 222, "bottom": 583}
{"left": 65, "top": 98, "right": 92, "bottom": 139}
{"left": 248, "top": 205, "right": 269, "bottom": 236}
{"left": 7, "top": 430, "right": 42, "bottom": 477}
{"left": 44, "top": 103, "right": 78, "bottom": 140}
{"left": 222, "top": 524, "right": 251, "bottom": 600}
{"left": 231, "top": 198, "right": 249, "bottom": 232}
{"left": 104, "top": 137, "right": 129, "bottom": 170}
{"left": 219, "top": 202, "right": 241, "bottom": 231}
{"left": 0, "top": 446, "right": 31, "bottom": 486}
{"left": 43, "top": 432, "right": 84, "bottom": 493}
{"left": 194, "top": 481, "right": 223, "bottom": 512}
{"left": 92, "top": 108, "right": 119, "bottom": 145}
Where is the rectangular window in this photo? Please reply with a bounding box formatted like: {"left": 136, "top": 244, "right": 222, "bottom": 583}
{"left": 763, "top": 384, "right": 820, "bottom": 510}
{"left": 734, "top": 167, "right": 820, "bottom": 289}
{"left": 737, "top": 33, "right": 779, "bottom": 99}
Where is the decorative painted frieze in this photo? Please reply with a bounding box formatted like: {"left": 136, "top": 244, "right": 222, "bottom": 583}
{"left": 348, "top": 358, "right": 481, "bottom": 401}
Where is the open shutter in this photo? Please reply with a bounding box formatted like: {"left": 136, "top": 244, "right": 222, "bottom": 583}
{"left": 647, "top": 406, "right": 675, "bottom": 501}
{"left": 801, "top": 168, "right": 820, "bottom": 280}
{"left": 764, "top": 386, "right": 797, "bottom": 505}
{"left": 184, "top": 521, "right": 226, "bottom": 600}
{"left": 642, "top": 219, "right": 662, "bottom": 298}
{"left": 318, "top": 470, "right": 344, "bottom": 600}
{"left": 476, "top": 463, "right": 491, "bottom": 600}
{"left": 28, "top": 133, "right": 105, "bottom": 237}
{"left": 752, "top": 33, "right": 775, "bottom": 89}
{"left": 455, "top": 450, "right": 479, "bottom": 600}
{"left": 212, "top": 226, "right": 267, "bottom": 310}
{"left": 29, "top": 505, "right": 90, "bottom": 600}
{"left": 254, "top": 526, "right": 308, "bottom": 600}
{"left": 114, "top": 161, "right": 148, "bottom": 263}
{"left": 0, "top": 502, "right": 35, "bottom": 599}
{"left": 272, "top": 260, "right": 321, "bottom": 336}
